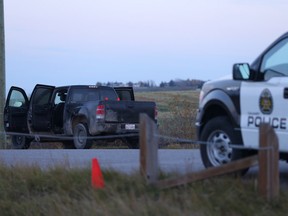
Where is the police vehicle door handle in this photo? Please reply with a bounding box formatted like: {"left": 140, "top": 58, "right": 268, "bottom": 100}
{"left": 284, "top": 88, "right": 288, "bottom": 99}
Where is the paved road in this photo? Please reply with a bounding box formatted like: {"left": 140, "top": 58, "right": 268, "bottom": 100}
{"left": 0, "top": 149, "right": 204, "bottom": 174}
{"left": 0, "top": 149, "right": 287, "bottom": 184}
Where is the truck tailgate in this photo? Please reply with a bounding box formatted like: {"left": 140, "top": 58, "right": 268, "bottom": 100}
{"left": 101, "top": 101, "right": 156, "bottom": 123}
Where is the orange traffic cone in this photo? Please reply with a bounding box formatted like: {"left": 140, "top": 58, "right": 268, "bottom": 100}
{"left": 91, "top": 158, "right": 105, "bottom": 189}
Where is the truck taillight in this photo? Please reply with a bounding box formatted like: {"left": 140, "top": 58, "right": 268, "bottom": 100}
{"left": 96, "top": 105, "right": 105, "bottom": 119}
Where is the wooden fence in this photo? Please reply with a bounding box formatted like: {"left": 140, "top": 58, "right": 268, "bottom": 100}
{"left": 139, "top": 113, "right": 280, "bottom": 201}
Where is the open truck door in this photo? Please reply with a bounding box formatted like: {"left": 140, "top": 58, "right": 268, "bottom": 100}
{"left": 4, "top": 86, "right": 31, "bottom": 149}
{"left": 28, "top": 84, "right": 55, "bottom": 132}
{"left": 4, "top": 86, "right": 29, "bottom": 133}
{"left": 4, "top": 84, "right": 55, "bottom": 149}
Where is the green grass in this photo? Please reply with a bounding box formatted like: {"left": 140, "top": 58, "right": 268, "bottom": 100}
{"left": 0, "top": 164, "right": 287, "bottom": 216}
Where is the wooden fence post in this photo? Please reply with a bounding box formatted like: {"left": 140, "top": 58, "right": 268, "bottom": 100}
{"left": 258, "top": 123, "right": 279, "bottom": 201}
{"left": 0, "top": 0, "right": 6, "bottom": 149}
{"left": 139, "top": 113, "right": 159, "bottom": 184}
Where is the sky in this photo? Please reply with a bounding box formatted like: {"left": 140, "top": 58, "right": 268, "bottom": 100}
{"left": 4, "top": 0, "right": 288, "bottom": 92}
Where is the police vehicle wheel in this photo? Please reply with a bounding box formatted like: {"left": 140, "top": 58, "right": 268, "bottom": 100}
{"left": 200, "top": 116, "right": 250, "bottom": 175}
{"left": 73, "top": 123, "right": 92, "bottom": 149}
{"left": 11, "top": 135, "right": 31, "bottom": 149}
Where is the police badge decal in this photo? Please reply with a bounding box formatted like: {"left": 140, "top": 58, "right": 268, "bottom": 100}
{"left": 259, "top": 89, "right": 273, "bottom": 115}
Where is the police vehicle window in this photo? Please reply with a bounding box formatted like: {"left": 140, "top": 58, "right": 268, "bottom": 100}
{"left": 261, "top": 38, "right": 288, "bottom": 79}
{"left": 9, "top": 90, "right": 26, "bottom": 107}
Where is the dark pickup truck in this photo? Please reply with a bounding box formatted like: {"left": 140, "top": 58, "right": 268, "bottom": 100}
{"left": 4, "top": 84, "right": 157, "bottom": 149}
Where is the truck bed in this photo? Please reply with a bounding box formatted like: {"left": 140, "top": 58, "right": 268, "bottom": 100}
{"left": 101, "top": 100, "right": 156, "bottom": 123}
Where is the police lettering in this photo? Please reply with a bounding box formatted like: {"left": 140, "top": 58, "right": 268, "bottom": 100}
{"left": 247, "top": 116, "right": 286, "bottom": 129}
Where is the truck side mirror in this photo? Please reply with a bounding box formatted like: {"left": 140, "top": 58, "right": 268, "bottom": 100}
{"left": 233, "top": 63, "right": 251, "bottom": 80}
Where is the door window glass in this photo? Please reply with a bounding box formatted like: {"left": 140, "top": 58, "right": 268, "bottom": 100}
{"left": 9, "top": 90, "right": 26, "bottom": 107}
{"left": 33, "top": 88, "right": 53, "bottom": 105}
{"left": 261, "top": 38, "right": 288, "bottom": 79}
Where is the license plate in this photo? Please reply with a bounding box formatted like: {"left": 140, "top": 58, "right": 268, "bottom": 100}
{"left": 125, "top": 124, "right": 135, "bottom": 130}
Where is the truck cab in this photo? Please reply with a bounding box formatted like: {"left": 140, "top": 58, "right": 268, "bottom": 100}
{"left": 4, "top": 84, "right": 67, "bottom": 148}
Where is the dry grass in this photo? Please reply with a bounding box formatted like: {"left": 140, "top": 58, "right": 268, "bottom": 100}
{"left": 0, "top": 164, "right": 287, "bottom": 216}
{"left": 136, "top": 90, "right": 200, "bottom": 147}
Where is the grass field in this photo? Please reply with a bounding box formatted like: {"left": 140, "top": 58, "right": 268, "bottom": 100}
{"left": 0, "top": 164, "right": 287, "bottom": 216}
{"left": 136, "top": 90, "right": 200, "bottom": 147}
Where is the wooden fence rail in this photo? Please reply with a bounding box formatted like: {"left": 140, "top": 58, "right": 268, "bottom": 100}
{"left": 139, "top": 114, "right": 280, "bottom": 201}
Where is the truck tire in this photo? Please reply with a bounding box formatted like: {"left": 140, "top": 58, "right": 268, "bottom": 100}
{"left": 11, "top": 135, "right": 31, "bottom": 149}
{"left": 200, "top": 116, "right": 250, "bottom": 174}
{"left": 73, "top": 123, "right": 92, "bottom": 149}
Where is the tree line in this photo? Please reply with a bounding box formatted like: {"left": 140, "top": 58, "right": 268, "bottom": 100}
{"left": 96, "top": 79, "right": 205, "bottom": 89}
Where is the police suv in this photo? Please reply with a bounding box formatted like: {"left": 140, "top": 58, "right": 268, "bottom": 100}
{"left": 196, "top": 32, "right": 288, "bottom": 172}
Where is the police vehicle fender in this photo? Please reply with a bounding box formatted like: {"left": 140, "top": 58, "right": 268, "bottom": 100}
{"left": 197, "top": 88, "right": 241, "bottom": 138}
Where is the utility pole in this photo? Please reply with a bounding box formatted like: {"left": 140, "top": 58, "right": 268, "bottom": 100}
{"left": 0, "top": 0, "right": 6, "bottom": 148}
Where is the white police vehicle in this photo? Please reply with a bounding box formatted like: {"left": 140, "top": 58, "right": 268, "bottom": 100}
{"left": 196, "top": 32, "right": 288, "bottom": 172}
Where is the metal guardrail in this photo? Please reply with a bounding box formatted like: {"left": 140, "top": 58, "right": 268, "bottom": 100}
{"left": 0, "top": 124, "right": 275, "bottom": 151}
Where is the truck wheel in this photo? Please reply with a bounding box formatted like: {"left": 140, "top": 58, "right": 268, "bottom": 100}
{"left": 11, "top": 135, "right": 31, "bottom": 149}
{"left": 200, "top": 116, "right": 249, "bottom": 174}
{"left": 73, "top": 123, "right": 92, "bottom": 149}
